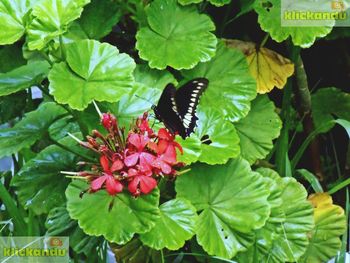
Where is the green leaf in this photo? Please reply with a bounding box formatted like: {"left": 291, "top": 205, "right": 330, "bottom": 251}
{"left": 0, "top": 45, "right": 26, "bottom": 72}
{"left": 182, "top": 41, "right": 257, "bottom": 122}
{"left": 112, "top": 64, "right": 176, "bottom": 126}
{"left": 178, "top": 0, "right": 231, "bottom": 7}
{"left": 176, "top": 134, "right": 202, "bottom": 164}
{"left": 261, "top": 177, "right": 314, "bottom": 262}
{"left": 78, "top": 0, "right": 122, "bottom": 39}
{"left": 0, "top": 0, "right": 33, "bottom": 45}
{"left": 27, "top": 0, "right": 90, "bottom": 50}
{"left": 46, "top": 206, "right": 103, "bottom": 255}
{"left": 235, "top": 95, "right": 281, "bottom": 164}
{"left": 176, "top": 158, "right": 270, "bottom": 259}
{"left": 301, "top": 193, "right": 346, "bottom": 263}
{"left": 195, "top": 107, "right": 240, "bottom": 164}
{"left": 296, "top": 169, "right": 324, "bottom": 193}
{"left": 335, "top": 119, "right": 350, "bottom": 139}
{"left": 11, "top": 135, "right": 82, "bottom": 214}
{"left": 0, "top": 61, "right": 49, "bottom": 97}
{"left": 312, "top": 87, "right": 350, "bottom": 133}
{"left": 140, "top": 198, "right": 198, "bottom": 250}
{"left": 254, "top": 0, "right": 332, "bottom": 48}
{"left": 49, "top": 39, "right": 135, "bottom": 110}
{"left": 0, "top": 102, "right": 66, "bottom": 158}
{"left": 111, "top": 238, "right": 162, "bottom": 263}
{"left": 136, "top": 0, "right": 217, "bottom": 70}
{"left": 66, "top": 180, "right": 160, "bottom": 244}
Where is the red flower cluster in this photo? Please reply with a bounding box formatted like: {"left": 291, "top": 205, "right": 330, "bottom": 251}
{"left": 76, "top": 112, "right": 184, "bottom": 196}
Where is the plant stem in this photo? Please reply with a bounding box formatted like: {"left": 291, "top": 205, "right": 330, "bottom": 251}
{"left": 259, "top": 33, "right": 270, "bottom": 48}
{"left": 294, "top": 53, "right": 324, "bottom": 180}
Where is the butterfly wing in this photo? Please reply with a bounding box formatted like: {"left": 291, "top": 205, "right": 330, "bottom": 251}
{"left": 153, "top": 84, "right": 187, "bottom": 138}
{"left": 175, "top": 78, "right": 208, "bottom": 137}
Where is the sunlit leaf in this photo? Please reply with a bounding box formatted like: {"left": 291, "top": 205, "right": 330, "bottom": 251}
{"left": 66, "top": 180, "right": 160, "bottom": 244}
{"left": 136, "top": 0, "right": 217, "bottom": 69}
{"left": 235, "top": 95, "right": 281, "bottom": 164}
{"left": 225, "top": 39, "right": 294, "bottom": 94}
{"left": 254, "top": 0, "right": 333, "bottom": 48}
{"left": 140, "top": 198, "right": 198, "bottom": 250}
{"left": 0, "top": 0, "right": 34, "bottom": 45}
{"left": 0, "top": 61, "right": 49, "bottom": 97}
{"left": 27, "top": 0, "right": 90, "bottom": 50}
{"left": 301, "top": 193, "right": 346, "bottom": 263}
{"left": 176, "top": 158, "right": 270, "bottom": 258}
{"left": 49, "top": 39, "right": 135, "bottom": 110}
{"left": 182, "top": 41, "right": 257, "bottom": 122}
{"left": 195, "top": 106, "right": 240, "bottom": 164}
{"left": 0, "top": 102, "right": 66, "bottom": 158}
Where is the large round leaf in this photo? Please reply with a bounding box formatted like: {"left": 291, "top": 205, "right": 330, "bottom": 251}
{"left": 136, "top": 0, "right": 217, "bottom": 70}
{"left": 235, "top": 95, "right": 281, "bottom": 164}
{"left": 140, "top": 198, "right": 198, "bottom": 250}
{"left": 176, "top": 158, "right": 270, "bottom": 259}
{"left": 260, "top": 177, "right": 314, "bottom": 262}
{"left": 49, "top": 39, "right": 135, "bottom": 110}
{"left": 0, "top": 0, "right": 33, "bottom": 45}
{"left": 254, "top": 0, "right": 333, "bottom": 48}
{"left": 66, "top": 180, "right": 160, "bottom": 244}
{"left": 46, "top": 206, "right": 103, "bottom": 256}
{"left": 175, "top": 134, "right": 202, "bottom": 164}
{"left": 301, "top": 193, "right": 346, "bottom": 263}
{"left": 11, "top": 135, "right": 83, "bottom": 214}
{"left": 311, "top": 87, "right": 350, "bottom": 133}
{"left": 195, "top": 106, "right": 240, "bottom": 164}
{"left": 27, "top": 0, "right": 90, "bottom": 50}
{"left": 0, "top": 61, "right": 49, "bottom": 97}
{"left": 182, "top": 41, "right": 257, "bottom": 122}
{"left": 0, "top": 102, "right": 67, "bottom": 158}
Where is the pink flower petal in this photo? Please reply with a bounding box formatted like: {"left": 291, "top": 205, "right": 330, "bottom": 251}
{"left": 91, "top": 175, "right": 107, "bottom": 191}
{"left": 111, "top": 159, "right": 123, "bottom": 172}
{"left": 139, "top": 176, "right": 157, "bottom": 194}
{"left": 139, "top": 152, "right": 156, "bottom": 171}
{"left": 105, "top": 176, "right": 123, "bottom": 195}
{"left": 124, "top": 153, "right": 139, "bottom": 167}
{"left": 128, "top": 176, "right": 140, "bottom": 195}
{"left": 100, "top": 156, "right": 110, "bottom": 173}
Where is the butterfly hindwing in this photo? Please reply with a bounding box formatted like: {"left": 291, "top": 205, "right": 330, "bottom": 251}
{"left": 153, "top": 78, "right": 208, "bottom": 139}
{"left": 153, "top": 84, "right": 187, "bottom": 138}
{"left": 175, "top": 78, "right": 208, "bottom": 136}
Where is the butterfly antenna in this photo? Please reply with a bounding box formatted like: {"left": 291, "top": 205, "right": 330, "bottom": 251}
{"left": 135, "top": 94, "right": 154, "bottom": 106}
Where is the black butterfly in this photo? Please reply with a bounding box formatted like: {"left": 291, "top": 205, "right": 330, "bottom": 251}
{"left": 152, "top": 78, "right": 208, "bottom": 139}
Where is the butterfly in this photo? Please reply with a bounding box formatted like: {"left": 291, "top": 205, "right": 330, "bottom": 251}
{"left": 152, "top": 78, "right": 208, "bottom": 139}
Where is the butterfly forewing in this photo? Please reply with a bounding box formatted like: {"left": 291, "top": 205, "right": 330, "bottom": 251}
{"left": 175, "top": 78, "right": 208, "bottom": 136}
{"left": 153, "top": 78, "right": 208, "bottom": 139}
{"left": 153, "top": 84, "right": 187, "bottom": 138}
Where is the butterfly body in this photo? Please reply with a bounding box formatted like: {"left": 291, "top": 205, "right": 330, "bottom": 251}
{"left": 153, "top": 78, "right": 208, "bottom": 139}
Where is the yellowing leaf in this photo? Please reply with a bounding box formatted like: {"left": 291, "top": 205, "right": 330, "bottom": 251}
{"left": 225, "top": 39, "right": 294, "bottom": 94}
{"left": 301, "top": 193, "right": 346, "bottom": 263}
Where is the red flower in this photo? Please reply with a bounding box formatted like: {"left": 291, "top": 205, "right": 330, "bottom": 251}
{"left": 152, "top": 146, "right": 177, "bottom": 174}
{"left": 137, "top": 113, "right": 154, "bottom": 136}
{"left": 124, "top": 133, "right": 155, "bottom": 172}
{"left": 127, "top": 168, "right": 157, "bottom": 196}
{"left": 91, "top": 156, "right": 123, "bottom": 195}
{"left": 157, "top": 128, "right": 183, "bottom": 155}
{"left": 101, "top": 113, "right": 117, "bottom": 130}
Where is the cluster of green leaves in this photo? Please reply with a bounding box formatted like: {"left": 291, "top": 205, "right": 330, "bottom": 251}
{"left": 0, "top": 0, "right": 349, "bottom": 262}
